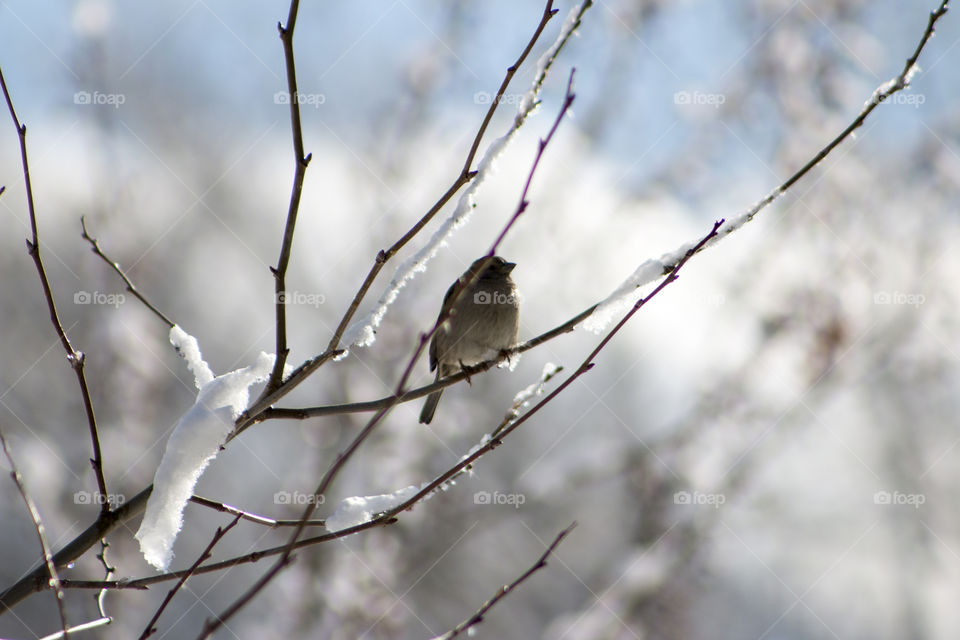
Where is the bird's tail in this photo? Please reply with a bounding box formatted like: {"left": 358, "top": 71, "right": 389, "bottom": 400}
{"left": 419, "top": 388, "right": 443, "bottom": 424}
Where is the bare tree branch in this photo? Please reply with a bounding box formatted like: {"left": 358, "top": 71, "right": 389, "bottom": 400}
{"left": 188, "top": 495, "right": 326, "bottom": 528}
{"left": 436, "top": 523, "right": 576, "bottom": 640}
{"left": 1, "top": 484, "right": 152, "bottom": 608}
{"left": 0, "top": 65, "right": 110, "bottom": 515}
{"left": 0, "top": 432, "right": 69, "bottom": 634}
{"left": 139, "top": 515, "right": 241, "bottom": 640}
{"left": 80, "top": 216, "right": 176, "bottom": 328}
{"left": 264, "top": 0, "right": 313, "bottom": 395}
{"left": 714, "top": 0, "right": 950, "bottom": 237}
{"left": 95, "top": 538, "right": 115, "bottom": 619}
{"left": 69, "top": 514, "right": 398, "bottom": 591}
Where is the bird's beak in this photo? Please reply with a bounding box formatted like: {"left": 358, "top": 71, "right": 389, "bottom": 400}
{"left": 503, "top": 261, "right": 517, "bottom": 273}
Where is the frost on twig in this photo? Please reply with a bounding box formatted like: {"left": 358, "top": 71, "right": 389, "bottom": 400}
{"left": 581, "top": 241, "right": 699, "bottom": 333}
{"left": 342, "top": 1, "right": 592, "bottom": 350}
{"left": 495, "top": 362, "right": 563, "bottom": 436}
{"left": 324, "top": 486, "right": 419, "bottom": 532}
{"left": 581, "top": 3, "right": 940, "bottom": 336}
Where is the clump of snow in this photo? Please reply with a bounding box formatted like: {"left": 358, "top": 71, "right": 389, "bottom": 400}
{"left": 135, "top": 326, "right": 278, "bottom": 570}
{"left": 325, "top": 486, "right": 418, "bottom": 531}
{"left": 169, "top": 325, "right": 213, "bottom": 387}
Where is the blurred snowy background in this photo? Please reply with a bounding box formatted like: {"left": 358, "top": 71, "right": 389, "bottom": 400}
{"left": 2, "top": 0, "right": 960, "bottom": 638}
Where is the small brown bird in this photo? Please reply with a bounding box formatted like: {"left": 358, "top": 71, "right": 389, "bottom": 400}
{"left": 419, "top": 256, "right": 520, "bottom": 424}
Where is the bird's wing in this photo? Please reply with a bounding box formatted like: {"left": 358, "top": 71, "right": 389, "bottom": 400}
{"left": 430, "top": 279, "right": 460, "bottom": 371}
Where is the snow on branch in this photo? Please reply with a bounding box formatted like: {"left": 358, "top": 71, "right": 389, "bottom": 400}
{"left": 324, "top": 486, "right": 419, "bottom": 532}
{"left": 582, "top": 0, "right": 948, "bottom": 334}
{"left": 135, "top": 327, "right": 284, "bottom": 570}
{"left": 342, "top": 1, "right": 592, "bottom": 350}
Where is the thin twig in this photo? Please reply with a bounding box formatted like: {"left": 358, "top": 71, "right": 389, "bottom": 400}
{"left": 1, "top": 432, "right": 69, "bottom": 635}
{"left": 95, "top": 539, "right": 115, "bottom": 619}
{"left": 139, "top": 515, "right": 241, "bottom": 640}
{"left": 437, "top": 523, "right": 576, "bottom": 640}
{"left": 717, "top": 0, "right": 950, "bottom": 235}
{"left": 264, "top": 0, "right": 313, "bottom": 395}
{"left": 80, "top": 217, "right": 175, "bottom": 328}
{"left": 0, "top": 65, "right": 110, "bottom": 516}
{"left": 36, "top": 617, "right": 112, "bottom": 640}
{"left": 56, "top": 581, "right": 148, "bottom": 591}
{"left": 189, "top": 495, "right": 326, "bottom": 527}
